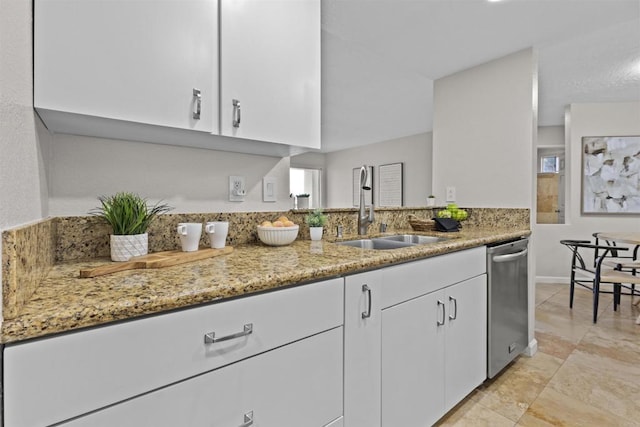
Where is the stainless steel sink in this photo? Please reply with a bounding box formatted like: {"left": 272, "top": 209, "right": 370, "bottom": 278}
{"left": 377, "top": 234, "right": 448, "bottom": 244}
{"left": 336, "top": 234, "right": 448, "bottom": 250}
{"left": 335, "top": 239, "right": 414, "bottom": 250}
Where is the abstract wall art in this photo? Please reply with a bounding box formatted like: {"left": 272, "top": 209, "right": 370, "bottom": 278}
{"left": 582, "top": 136, "right": 640, "bottom": 214}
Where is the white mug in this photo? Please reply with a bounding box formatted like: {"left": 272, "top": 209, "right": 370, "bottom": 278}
{"left": 177, "top": 223, "right": 202, "bottom": 252}
{"left": 205, "top": 221, "right": 229, "bottom": 249}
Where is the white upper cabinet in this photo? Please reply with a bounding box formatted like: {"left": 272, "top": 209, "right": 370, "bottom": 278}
{"left": 220, "top": 0, "right": 321, "bottom": 149}
{"left": 34, "top": 0, "right": 321, "bottom": 155}
{"left": 34, "top": 0, "right": 218, "bottom": 133}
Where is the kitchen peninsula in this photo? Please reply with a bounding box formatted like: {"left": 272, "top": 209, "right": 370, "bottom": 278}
{"left": 2, "top": 207, "right": 530, "bottom": 427}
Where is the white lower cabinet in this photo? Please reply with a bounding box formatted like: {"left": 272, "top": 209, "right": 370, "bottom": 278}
{"left": 60, "top": 326, "right": 343, "bottom": 427}
{"left": 3, "top": 278, "right": 343, "bottom": 427}
{"left": 381, "top": 274, "right": 487, "bottom": 427}
{"left": 343, "top": 270, "right": 382, "bottom": 427}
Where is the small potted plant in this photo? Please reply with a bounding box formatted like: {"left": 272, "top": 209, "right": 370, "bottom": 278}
{"left": 305, "top": 208, "right": 328, "bottom": 241}
{"left": 90, "top": 192, "right": 172, "bottom": 261}
{"left": 427, "top": 195, "right": 436, "bottom": 207}
{"left": 296, "top": 193, "right": 310, "bottom": 209}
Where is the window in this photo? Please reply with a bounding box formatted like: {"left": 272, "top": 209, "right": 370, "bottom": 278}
{"left": 541, "top": 156, "right": 560, "bottom": 173}
{"left": 290, "top": 167, "right": 322, "bottom": 209}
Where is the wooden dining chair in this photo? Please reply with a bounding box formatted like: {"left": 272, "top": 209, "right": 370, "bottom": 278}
{"left": 560, "top": 239, "right": 640, "bottom": 323}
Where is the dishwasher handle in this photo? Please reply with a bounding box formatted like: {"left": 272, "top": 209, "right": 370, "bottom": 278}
{"left": 492, "top": 248, "right": 528, "bottom": 263}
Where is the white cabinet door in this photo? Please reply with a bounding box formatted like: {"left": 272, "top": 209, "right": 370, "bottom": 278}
{"left": 220, "top": 0, "right": 320, "bottom": 148}
{"left": 380, "top": 258, "right": 487, "bottom": 427}
{"left": 381, "top": 290, "right": 446, "bottom": 427}
{"left": 34, "top": 0, "right": 217, "bottom": 132}
{"left": 444, "top": 274, "right": 487, "bottom": 412}
{"left": 61, "top": 327, "right": 343, "bottom": 427}
{"left": 344, "top": 270, "right": 382, "bottom": 427}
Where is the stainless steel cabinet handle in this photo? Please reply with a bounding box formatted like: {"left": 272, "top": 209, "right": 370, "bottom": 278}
{"left": 233, "top": 99, "right": 241, "bottom": 128}
{"left": 204, "top": 323, "right": 253, "bottom": 344}
{"left": 449, "top": 296, "right": 458, "bottom": 320}
{"left": 437, "top": 300, "right": 445, "bottom": 326}
{"left": 239, "top": 411, "right": 254, "bottom": 427}
{"left": 361, "top": 284, "right": 372, "bottom": 319}
{"left": 193, "top": 88, "right": 201, "bottom": 120}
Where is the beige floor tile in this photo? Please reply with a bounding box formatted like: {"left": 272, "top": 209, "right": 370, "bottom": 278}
{"left": 535, "top": 300, "right": 594, "bottom": 344}
{"left": 546, "top": 350, "right": 640, "bottom": 420}
{"left": 535, "top": 283, "right": 564, "bottom": 306}
{"left": 534, "top": 330, "right": 576, "bottom": 360}
{"left": 474, "top": 353, "right": 562, "bottom": 422}
{"left": 436, "top": 397, "right": 516, "bottom": 427}
{"left": 577, "top": 321, "right": 640, "bottom": 364}
{"left": 517, "top": 387, "right": 639, "bottom": 427}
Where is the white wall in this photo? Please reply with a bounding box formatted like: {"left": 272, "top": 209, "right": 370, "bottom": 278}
{"left": 48, "top": 134, "right": 292, "bottom": 215}
{"left": 432, "top": 48, "right": 536, "bottom": 208}
{"left": 323, "top": 132, "right": 432, "bottom": 208}
{"left": 536, "top": 101, "right": 640, "bottom": 281}
{"left": 432, "top": 48, "right": 537, "bottom": 353}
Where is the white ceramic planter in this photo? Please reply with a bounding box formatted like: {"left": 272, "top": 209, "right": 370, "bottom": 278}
{"left": 110, "top": 233, "right": 148, "bottom": 261}
{"left": 297, "top": 196, "right": 310, "bottom": 209}
{"left": 427, "top": 198, "right": 436, "bottom": 207}
{"left": 309, "top": 226, "right": 323, "bottom": 241}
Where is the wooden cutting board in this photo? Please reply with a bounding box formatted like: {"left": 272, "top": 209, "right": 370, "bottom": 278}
{"left": 79, "top": 246, "right": 234, "bottom": 278}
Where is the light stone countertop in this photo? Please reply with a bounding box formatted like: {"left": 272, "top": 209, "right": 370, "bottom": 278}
{"left": 1, "top": 227, "right": 530, "bottom": 344}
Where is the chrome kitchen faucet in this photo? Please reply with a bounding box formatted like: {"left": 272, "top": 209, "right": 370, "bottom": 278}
{"left": 358, "top": 165, "right": 375, "bottom": 235}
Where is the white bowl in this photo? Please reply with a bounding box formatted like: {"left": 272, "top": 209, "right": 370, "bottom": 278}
{"left": 257, "top": 225, "right": 299, "bottom": 246}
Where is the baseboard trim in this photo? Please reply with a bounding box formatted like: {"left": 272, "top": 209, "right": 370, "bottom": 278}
{"left": 524, "top": 338, "right": 538, "bottom": 357}
{"left": 536, "top": 276, "right": 568, "bottom": 284}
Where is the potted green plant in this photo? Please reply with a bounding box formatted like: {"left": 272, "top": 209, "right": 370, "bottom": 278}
{"left": 305, "top": 208, "right": 328, "bottom": 241}
{"left": 90, "top": 192, "right": 172, "bottom": 261}
{"left": 427, "top": 195, "right": 436, "bottom": 207}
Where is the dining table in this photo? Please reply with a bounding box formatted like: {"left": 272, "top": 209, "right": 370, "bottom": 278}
{"left": 598, "top": 232, "right": 640, "bottom": 246}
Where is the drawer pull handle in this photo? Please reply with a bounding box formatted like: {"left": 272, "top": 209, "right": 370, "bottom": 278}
{"left": 239, "top": 411, "right": 254, "bottom": 427}
{"left": 362, "top": 284, "right": 372, "bottom": 319}
{"left": 204, "top": 323, "right": 253, "bottom": 344}
{"left": 449, "top": 296, "right": 458, "bottom": 320}
{"left": 437, "top": 300, "right": 445, "bottom": 326}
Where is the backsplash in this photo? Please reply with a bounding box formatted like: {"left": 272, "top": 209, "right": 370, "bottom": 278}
{"left": 2, "top": 207, "right": 529, "bottom": 319}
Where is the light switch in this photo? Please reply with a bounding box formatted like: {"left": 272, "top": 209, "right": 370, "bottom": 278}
{"left": 263, "top": 177, "right": 277, "bottom": 202}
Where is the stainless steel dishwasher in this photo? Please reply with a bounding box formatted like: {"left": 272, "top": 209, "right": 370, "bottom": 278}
{"left": 487, "top": 238, "right": 529, "bottom": 378}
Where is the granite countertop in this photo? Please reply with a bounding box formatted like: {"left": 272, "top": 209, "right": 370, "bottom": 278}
{"left": 1, "top": 227, "right": 530, "bottom": 344}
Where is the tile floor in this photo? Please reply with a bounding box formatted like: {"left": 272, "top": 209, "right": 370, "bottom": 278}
{"left": 436, "top": 282, "right": 640, "bottom": 426}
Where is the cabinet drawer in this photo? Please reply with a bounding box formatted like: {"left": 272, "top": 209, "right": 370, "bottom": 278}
{"left": 380, "top": 246, "right": 486, "bottom": 308}
{"left": 4, "top": 278, "right": 343, "bottom": 427}
{"left": 61, "top": 327, "right": 344, "bottom": 427}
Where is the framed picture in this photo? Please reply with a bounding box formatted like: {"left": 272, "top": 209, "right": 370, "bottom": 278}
{"left": 582, "top": 136, "right": 640, "bottom": 214}
{"left": 353, "top": 166, "right": 373, "bottom": 207}
{"left": 378, "top": 162, "right": 404, "bottom": 207}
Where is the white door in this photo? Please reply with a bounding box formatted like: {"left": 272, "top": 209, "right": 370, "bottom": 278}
{"left": 381, "top": 290, "right": 446, "bottom": 427}
{"left": 344, "top": 271, "right": 382, "bottom": 427}
{"left": 34, "top": 0, "right": 217, "bottom": 132}
{"left": 444, "top": 275, "right": 487, "bottom": 411}
{"left": 219, "top": 0, "right": 320, "bottom": 148}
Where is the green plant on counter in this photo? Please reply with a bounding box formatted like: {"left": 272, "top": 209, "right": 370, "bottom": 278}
{"left": 296, "top": 193, "right": 310, "bottom": 198}
{"left": 90, "top": 192, "right": 172, "bottom": 235}
{"left": 305, "top": 208, "right": 328, "bottom": 227}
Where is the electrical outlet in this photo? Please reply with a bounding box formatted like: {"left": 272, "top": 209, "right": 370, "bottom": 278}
{"left": 446, "top": 186, "right": 456, "bottom": 202}
{"left": 229, "top": 176, "right": 246, "bottom": 202}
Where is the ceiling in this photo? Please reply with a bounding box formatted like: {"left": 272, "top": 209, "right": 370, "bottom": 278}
{"left": 320, "top": 0, "right": 640, "bottom": 152}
